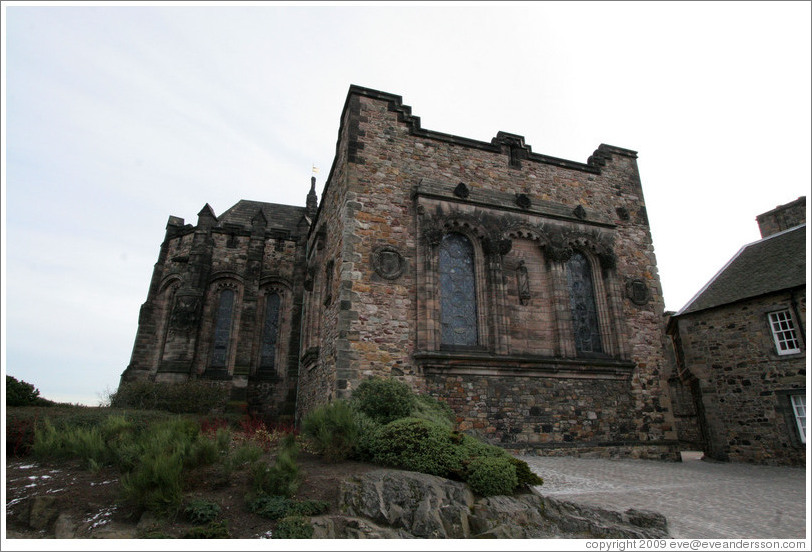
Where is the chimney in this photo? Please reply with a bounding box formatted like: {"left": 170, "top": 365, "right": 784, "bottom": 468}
{"left": 756, "top": 196, "right": 806, "bottom": 238}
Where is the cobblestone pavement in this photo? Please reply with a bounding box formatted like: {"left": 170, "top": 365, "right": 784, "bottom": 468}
{"left": 518, "top": 453, "right": 808, "bottom": 539}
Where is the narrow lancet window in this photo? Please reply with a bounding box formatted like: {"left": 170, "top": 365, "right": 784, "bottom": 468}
{"left": 260, "top": 293, "right": 281, "bottom": 371}
{"left": 439, "top": 233, "right": 478, "bottom": 346}
{"left": 210, "top": 288, "right": 235, "bottom": 367}
{"left": 566, "top": 252, "right": 603, "bottom": 354}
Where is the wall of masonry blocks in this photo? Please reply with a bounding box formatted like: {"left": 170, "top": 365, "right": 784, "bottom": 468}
{"left": 301, "top": 87, "right": 679, "bottom": 457}
{"left": 673, "top": 290, "right": 806, "bottom": 466}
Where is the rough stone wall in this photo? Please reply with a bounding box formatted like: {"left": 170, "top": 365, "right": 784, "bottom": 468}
{"left": 301, "top": 87, "right": 678, "bottom": 458}
{"left": 122, "top": 203, "right": 308, "bottom": 421}
{"left": 673, "top": 290, "right": 806, "bottom": 465}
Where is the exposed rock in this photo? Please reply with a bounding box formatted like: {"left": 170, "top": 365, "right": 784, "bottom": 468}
{"left": 339, "top": 468, "right": 669, "bottom": 539}
{"left": 538, "top": 493, "right": 668, "bottom": 538}
{"left": 311, "top": 515, "right": 415, "bottom": 538}
{"left": 27, "top": 496, "right": 59, "bottom": 531}
{"left": 53, "top": 513, "right": 77, "bottom": 539}
{"left": 469, "top": 494, "right": 563, "bottom": 538}
{"left": 340, "top": 469, "right": 474, "bottom": 538}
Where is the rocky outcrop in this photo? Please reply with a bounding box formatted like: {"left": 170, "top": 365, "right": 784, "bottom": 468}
{"left": 339, "top": 469, "right": 475, "bottom": 538}
{"left": 329, "top": 468, "right": 669, "bottom": 539}
{"left": 8, "top": 467, "right": 669, "bottom": 539}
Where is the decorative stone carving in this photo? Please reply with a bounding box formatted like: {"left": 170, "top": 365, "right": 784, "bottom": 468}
{"left": 372, "top": 246, "right": 405, "bottom": 280}
{"left": 453, "top": 182, "right": 470, "bottom": 199}
{"left": 516, "top": 260, "right": 531, "bottom": 305}
{"left": 515, "top": 193, "right": 532, "bottom": 209}
{"left": 625, "top": 278, "right": 650, "bottom": 306}
{"left": 169, "top": 294, "right": 201, "bottom": 332}
{"left": 482, "top": 236, "right": 512, "bottom": 257}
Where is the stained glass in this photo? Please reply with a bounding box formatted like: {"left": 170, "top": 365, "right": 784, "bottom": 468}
{"left": 439, "top": 233, "right": 478, "bottom": 346}
{"left": 260, "top": 293, "right": 281, "bottom": 369}
{"left": 210, "top": 289, "right": 235, "bottom": 367}
{"left": 566, "top": 253, "right": 602, "bottom": 354}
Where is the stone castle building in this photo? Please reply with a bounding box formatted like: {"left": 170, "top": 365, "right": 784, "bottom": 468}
{"left": 122, "top": 85, "right": 679, "bottom": 459}
{"left": 666, "top": 198, "right": 806, "bottom": 466}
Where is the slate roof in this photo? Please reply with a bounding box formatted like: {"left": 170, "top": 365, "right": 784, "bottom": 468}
{"left": 217, "top": 200, "right": 307, "bottom": 233}
{"left": 677, "top": 224, "right": 806, "bottom": 316}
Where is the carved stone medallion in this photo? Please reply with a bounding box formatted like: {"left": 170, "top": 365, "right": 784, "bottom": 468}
{"left": 372, "top": 246, "right": 405, "bottom": 280}
{"left": 626, "top": 278, "right": 650, "bottom": 306}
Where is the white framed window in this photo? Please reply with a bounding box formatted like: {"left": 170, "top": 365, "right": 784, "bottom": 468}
{"left": 790, "top": 395, "right": 806, "bottom": 444}
{"left": 768, "top": 310, "right": 801, "bottom": 355}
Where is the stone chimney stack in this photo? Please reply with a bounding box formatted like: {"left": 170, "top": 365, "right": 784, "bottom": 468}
{"left": 306, "top": 176, "right": 318, "bottom": 220}
{"left": 756, "top": 196, "right": 806, "bottom": 238}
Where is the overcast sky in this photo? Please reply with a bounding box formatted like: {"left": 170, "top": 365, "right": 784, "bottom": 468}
{"left": 3, "top": 1, "right": 810, "bottom": 406}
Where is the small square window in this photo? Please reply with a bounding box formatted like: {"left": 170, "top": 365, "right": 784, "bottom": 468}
{"left": 790, "top": 395, "right": 806, "bottom": 444}
{"left": 768, "top": 310, "right": 801, "bottom": 355}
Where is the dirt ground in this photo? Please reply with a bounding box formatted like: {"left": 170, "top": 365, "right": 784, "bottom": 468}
{"left": 5, "top": 451, "right": 378, "bottom": 539}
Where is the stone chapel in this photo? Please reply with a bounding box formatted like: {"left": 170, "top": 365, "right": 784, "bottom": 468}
{"left": 122, "top": 85, "right": 679, "bottom": 459}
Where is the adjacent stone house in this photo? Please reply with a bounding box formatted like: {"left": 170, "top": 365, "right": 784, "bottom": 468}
{"left": 666, "top": 197, "right": 807, "bottom": 465}
{"left": 122, "top": 85, "right": 679, "bottom": 459}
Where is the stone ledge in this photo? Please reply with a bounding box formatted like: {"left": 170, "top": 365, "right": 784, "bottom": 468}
{"left": 415, "top": 351, "right": 635, "bottom": 380}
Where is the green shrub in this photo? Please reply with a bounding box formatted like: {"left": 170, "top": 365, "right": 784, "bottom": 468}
{"left": 352, "top": 377, "right": 415, "bottom": 424}
{"left": 228, "top": 442, "right": 263, "bottom": 467}
{"left": 508, "top": 456, "right": 543, "bottom": 489}
{"left": 110, "top": 380, "right": 229, "bottom": 414}
{"left": 6, "top": 376, "right": 53, "bottom": 407}
{"left": 251, "top": 438, "right": 300, "bottom": 498}
{"left": 272, "top": 516, "right": 313, "bottom": 539}
{"left": 350, "top": 412, "right": 381, "bottom": 462}
{"left": 247, "top": 495, "right": 290, "bottom": 520}
{"left": 466, "top": 456, "right": 518, "bottom": 497}
{"left": 371, "top": 417, "right": 462, "bottom": 478}
{"left": 121, "top": 448, "right": 184, "bottom": 515}
{"left": 301, "top": 400, "right": 358, "bottom": 462}
{"left": 184, "top": 520, "right": 230, "bottom": 538}
{"left": 411, "top": 394, "right": 456, "bottom": 429}
{"left": 184, "top": 499, "right": 221, "bottom": 524}
{"left": 288, "top": 499, "right": 329, "bottom": 517}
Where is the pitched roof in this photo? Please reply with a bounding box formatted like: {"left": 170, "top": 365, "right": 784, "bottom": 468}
{"left": 676, "top": 224, "right": 806, "bottom": 316}
{"left": 217, "top": 200, "right": 307, "bottom": 233}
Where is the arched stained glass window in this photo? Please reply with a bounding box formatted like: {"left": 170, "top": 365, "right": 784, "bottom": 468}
{"left": 210, "top": 288, "right": 235, "bottom": 367}
{"left": 260, "top": 293, "right": 281, "bottom": 370}
{"left": 439, "top": 233, "right": 478, "bottom": 346}
{"left": 566, "top": 252, "right": 603, "bottom": 354}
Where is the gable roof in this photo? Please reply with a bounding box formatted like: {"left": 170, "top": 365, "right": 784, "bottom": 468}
{"left": 676, "top": 224, "right": 806, "bottom": 316}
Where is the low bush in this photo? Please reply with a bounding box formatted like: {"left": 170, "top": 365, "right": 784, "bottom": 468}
{"left": 272, "top": 516, "right": 313, "bottom": 539}
{"left": 301, "top": 400, "right": 357, "bottom": 462}
{"left": 350, "top": 412, "right": 381, "bottom": 462}
{"left": 121, "top": 447, "right": 184, "bottom": 515}
{"left": 411, "top": 393, "right": 456, "bottom": 429}
{"left": 251, "top": 436, "right": 300, "bottom": 498}
{"left": 184, "top": 520, "right": 230, "bottom": 538}
{"left": 352, "top": 377, "right": 415, "bottom": 424}
{"left": 287, "top": 499, "right": 329, "bottom": 517}
{"left": 371, "top": 417, "right": 462, "bottom": 478}
{"left": 465, "top": 456, "right": 518, "bottom": 497}
{"left": 247, "top": 495, "right": 290, "bottom": 520}
{"left": 184, "top": 499, "right": 221, "bottom": 524}
{"left": 509, "top": 456, "right": 544, "bottom": 489}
